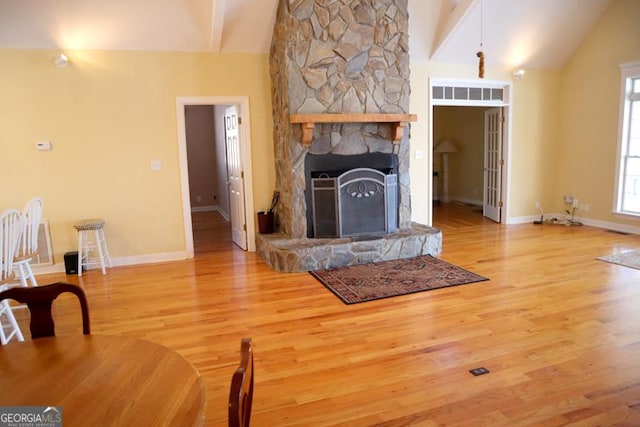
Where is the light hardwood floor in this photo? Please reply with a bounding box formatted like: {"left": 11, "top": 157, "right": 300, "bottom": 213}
{"left": 18, "top": 204, "right": 640, "bottom": 426}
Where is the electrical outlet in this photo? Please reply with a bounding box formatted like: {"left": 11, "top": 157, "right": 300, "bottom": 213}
{"left": 582, "top": 204, "right": 590, "bottom": 212}
{"left": 469, "top": 367, "right": 490, "bottom": 376}
{"left": 196, "top": 195, "right": 202, "bottom": 203}
{"left": 563, "top": 195, "right": 573, "bottom": 204}
{"left": 535, "top": 201, "right": 541, "bottom": 210}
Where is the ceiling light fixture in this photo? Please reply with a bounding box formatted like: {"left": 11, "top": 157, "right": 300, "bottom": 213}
{"left": 54, "top": 53, "right": 68, "bottom": 68}
{"left": 513, "top": 69, "right": 526, "bottom": 80}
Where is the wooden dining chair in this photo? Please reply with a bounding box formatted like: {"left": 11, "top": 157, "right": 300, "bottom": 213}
{"left": 228, "top": 338, "right": 254, "bottom": 427}
{"left": 0, "top": 282, "right": 90, "bottom": 340}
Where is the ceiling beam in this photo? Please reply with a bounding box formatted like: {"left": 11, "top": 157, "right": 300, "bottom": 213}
{"left": 209, "top": 0, "right": 225, "bottom": 52}
{"left": 431, "top": 0, "right": 479, "bottom": 60}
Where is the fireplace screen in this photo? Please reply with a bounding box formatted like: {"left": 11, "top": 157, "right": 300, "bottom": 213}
{"left": 312, "top": 168, "right": 397, "bottom": 238}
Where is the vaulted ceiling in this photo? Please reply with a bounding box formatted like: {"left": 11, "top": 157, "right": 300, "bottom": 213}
{"left": 0, "top": 0, "right": 613, "bottom": 69}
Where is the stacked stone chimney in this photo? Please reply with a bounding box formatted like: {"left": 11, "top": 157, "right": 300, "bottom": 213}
{"left": 269, "top": 0, "right": 412, "bottom": 239}
{"left": 259, "top": 0, "right": 440, "bottom": 272}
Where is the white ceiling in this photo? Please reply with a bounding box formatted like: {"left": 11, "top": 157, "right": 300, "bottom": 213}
{"left": 0, "top": 0, "right": 613, "bottom": 69}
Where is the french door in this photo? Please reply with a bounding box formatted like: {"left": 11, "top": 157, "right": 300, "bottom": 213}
{"left": 483, "top": 107, "right": 503, "bottom": 223}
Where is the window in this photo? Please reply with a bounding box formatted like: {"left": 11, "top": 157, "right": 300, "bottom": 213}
{"left": 615, "top": 62, "right": 640, "bottom": 215}
{"left": 431, "top": 81, "right": 506, "bottom": 104}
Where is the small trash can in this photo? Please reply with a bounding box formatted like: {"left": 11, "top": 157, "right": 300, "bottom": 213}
{"left": 64, "top": 251, "right": 79, "bottom": 275}
{"left": 257, "top": 211, "right": 274, "bottom": 234}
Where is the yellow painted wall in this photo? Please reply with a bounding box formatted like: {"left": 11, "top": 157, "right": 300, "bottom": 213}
{"left": 410, "top": 62, "right": 507, "bottom": 224}
{"left": 557, "top": 0, "right": 640, "bottom": 225}
{"left": 4, "top": 0, "right": 635, "bottom": 268}
{"left": 0, "top": 49, "right": 274, "bottom": 264}
{"left": 410, "top": 61, "right": 560, "bottom": 223}
{"left": 509, "top": 69, "right": 562, "bottom": 217}
{"left": 408, "top": 60, "right": 432, "bottom": 225}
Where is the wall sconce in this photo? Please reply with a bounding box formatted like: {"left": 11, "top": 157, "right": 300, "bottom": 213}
{"left": 512, "top": 69, "right": 525, "bottom": 80}
{"left": 54, "top": 53, "right": 68, "bottom": 68}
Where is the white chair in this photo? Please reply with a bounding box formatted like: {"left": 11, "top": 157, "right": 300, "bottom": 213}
{"left": 0, "top": 209, "right": 25, "bottom": 344}
{"left": 14, "top": 197, "right": 43, "bottom": 287}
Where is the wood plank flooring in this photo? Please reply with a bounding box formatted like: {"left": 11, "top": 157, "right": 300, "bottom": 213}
{"left": 17, "top": 204, "right": 640, "bottom": 426}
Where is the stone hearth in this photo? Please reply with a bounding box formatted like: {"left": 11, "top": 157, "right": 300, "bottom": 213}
{"left": 257, "top": 223, "right": 440, "bottom": 273}
{"left": 260, "top": 0, "right": 441, "bottom": 272}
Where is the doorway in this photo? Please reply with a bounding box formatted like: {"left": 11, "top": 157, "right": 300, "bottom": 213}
{"left": 432, "top": 105, "right": 504, "bottom": 223}
{"left": 176, "top": 96, "right": 256, "bottom": 258}
{"left": 429, "top": 79, "right": 512, "bottom": 225}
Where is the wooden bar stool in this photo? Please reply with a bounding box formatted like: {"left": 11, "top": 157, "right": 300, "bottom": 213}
{"left": 74, "top": 219, "right": 111, "bottom": 277}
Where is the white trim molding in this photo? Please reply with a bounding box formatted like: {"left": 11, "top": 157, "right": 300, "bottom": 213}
{"left": 176, "top": 96, "right": 256, "bottom": 256}
{"left": 35, "top": 251, "right": 191, "bottom": 275}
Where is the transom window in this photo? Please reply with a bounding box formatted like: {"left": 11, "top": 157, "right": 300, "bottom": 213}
{"left": 615, "top": 62, "right": 640, "bottom": 215}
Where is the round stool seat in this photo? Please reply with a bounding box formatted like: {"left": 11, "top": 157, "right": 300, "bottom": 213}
{"left": 74, "top": 219, "right": 105, "bottom": 231}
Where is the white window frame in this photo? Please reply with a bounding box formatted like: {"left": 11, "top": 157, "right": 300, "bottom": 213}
{"left": 614, "top": 61, "right": 640, "bottom": 217}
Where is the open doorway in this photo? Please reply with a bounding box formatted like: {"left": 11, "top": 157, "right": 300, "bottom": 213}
{"left": 176, "top": 96, "right": 256, "bottom": 258}
{"left": 432, "top": 105, "right": 504, "bottom": 223}
{"left": 183, "top": 104, "right": 233, "bottom": 254}
{"left": 429, "top": 79, "right": 512, "bottom": 226}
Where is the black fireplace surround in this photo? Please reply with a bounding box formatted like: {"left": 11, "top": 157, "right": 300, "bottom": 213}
{"left": 304, "top": 153, "right": 399, "bottom": 238}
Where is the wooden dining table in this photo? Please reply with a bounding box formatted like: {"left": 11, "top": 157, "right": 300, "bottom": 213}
{"left": 0, "top": 335, "right": 206, "bottom": 426}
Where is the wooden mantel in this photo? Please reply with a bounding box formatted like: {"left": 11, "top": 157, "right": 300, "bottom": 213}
{"left": 290, "top": 113, "right": 417, "bottom": 146}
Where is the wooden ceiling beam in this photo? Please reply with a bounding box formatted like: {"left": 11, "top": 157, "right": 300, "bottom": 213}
{"left": 209, "top": 0, "right": 225, "bottom": 52}
{"left": 431, "top": 0, "right": 478, "bottom": 60}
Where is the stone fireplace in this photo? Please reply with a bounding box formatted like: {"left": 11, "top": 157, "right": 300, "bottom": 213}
{"left": 257, "top": 0, "right": 441, "bottom": 272}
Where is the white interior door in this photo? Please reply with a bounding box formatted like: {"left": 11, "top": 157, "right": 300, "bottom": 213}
{"left": 225, "top": 106, "right": 247, "bottom": 250}
{"left": 483, "top": 107, "right": 503, "bottom": 223}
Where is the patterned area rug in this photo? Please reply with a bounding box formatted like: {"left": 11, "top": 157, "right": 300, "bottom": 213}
{"left": 597, "top": 250, "right": 640, "bottom": 270}
{"left": 310, "top": 255, "right": 488, "bottom": 304}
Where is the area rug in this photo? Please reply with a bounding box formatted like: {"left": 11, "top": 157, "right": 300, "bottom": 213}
{"left": 310, "top": 255, "right": 488, "bottom": 304}
{"left": 597, "top": 250, "right": 640, "bottom": 270}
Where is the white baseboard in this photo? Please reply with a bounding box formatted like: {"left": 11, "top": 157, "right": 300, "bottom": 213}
{"left": 449, "top": 196, "right": 483, "bottom": 206}
{"left": 217, "top": 208, "right": 230, "bottom": 221}
{"left": 507, "top": 212, "right": 640, "bottom": 235}
{"left": 32, "top": 263, "right": 67, "bottom": 275}
{"left": 32, "top": 251, "right": 191, "bottom": 276}
{"left": 191, "top": 205, "right": 230, "bottom": 221}
{"left": 507, "top": 212, "right": 579, "bottom": 225}
{"left": 578, "top": 217, "right": 640, "bottom": 234}
{"left": 110, "top": 251, "right": 190, "bottom": 267}
{"left": 506, "top": 215, "right": 539, "bottom": 225}
{"left": 191, "top": 205, "right": 217, "bottom": 212}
